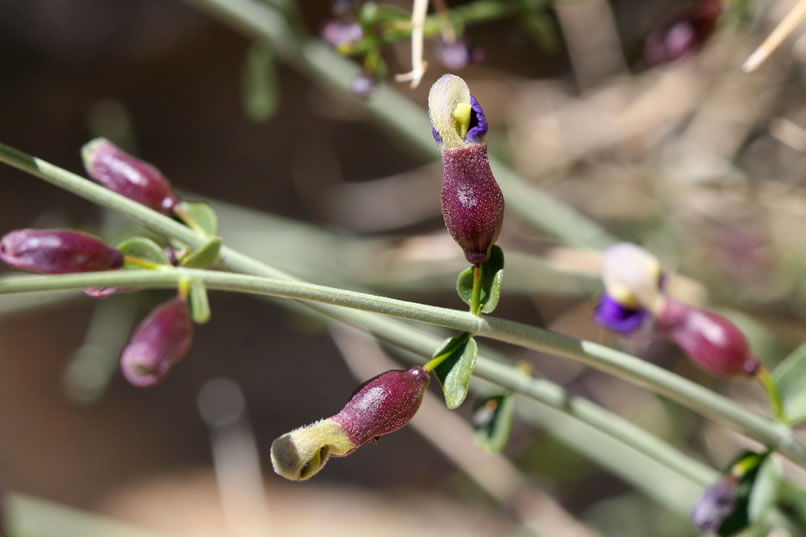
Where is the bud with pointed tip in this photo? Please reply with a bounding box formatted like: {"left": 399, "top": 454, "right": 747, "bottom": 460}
{"left": 0, "top": 228, "right": 122, "bottom": 274}
{"left": 429, "top": 74, "right": 503, "bottom": 264}
{"left": 271, "top": 366, "right": 429, "bottom": 481}
{"left": 120, "top": 298, "right": 193, "bottom": 388}
{"left": 82, "top": 138, "right": 180, "bottom": 214}
{"left": 657, "top": 299, "right": 760, "bottom": 377}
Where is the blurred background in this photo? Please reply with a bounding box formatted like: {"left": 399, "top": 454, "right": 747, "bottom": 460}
{"left": 1, "top": 0, "right": 806, "bottom": 535}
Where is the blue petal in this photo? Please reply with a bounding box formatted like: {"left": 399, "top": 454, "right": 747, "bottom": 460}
{"left": 594, "top": 294, "right": 648, "bottom": 334}
{"left": 465, "top": 95, "right": 488, "bottom": 143}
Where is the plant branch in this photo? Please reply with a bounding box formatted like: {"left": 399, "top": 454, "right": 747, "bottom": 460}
{"left": 0, "top": 263, "right": 803, "bottom": 468}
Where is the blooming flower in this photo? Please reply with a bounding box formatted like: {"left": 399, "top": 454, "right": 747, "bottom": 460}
{"left": 428, "top": 74, "right": 503, "bottom": 264}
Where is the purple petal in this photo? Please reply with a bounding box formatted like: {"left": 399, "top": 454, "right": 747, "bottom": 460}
{"left": 465, "top": 95, "right": 488, "bottom": 143}
{"left": 432, "top": 126, "right": 443, "bottom": 144}
{"left": 594, "top": 294, "right": 648, "bottom": 334}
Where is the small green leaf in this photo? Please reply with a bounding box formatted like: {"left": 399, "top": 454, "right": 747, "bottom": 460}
{"left": 188, "top": 279, "right": 211, "bottom": 324}
{"left": 242, "top": 42, "right": 278, "bottom": 123}
{"left": 472, "top": 393, "right": 515, "bottom": 453}
{"left": 456, "top": 245, "right": 505, "bottom": 314}
{"left": 748, "top": 455, "right": 779, "bottom": 522}
{"left": 176, "top": 201, "right": 218, "bottom": 237}
{"left": 433, "top": 334, "right": 477, "bottom": 409}
{"left": 772, "top": 342, "right": 806, "bottom": 424}
{"left": 180, "top": 238, "right": 222, "bottom": 268}
{"left": 717, "top": 451, "right": 767, "bottom": 536}
{"left": 117, "top": 237, "right": 169, "bottom": 267}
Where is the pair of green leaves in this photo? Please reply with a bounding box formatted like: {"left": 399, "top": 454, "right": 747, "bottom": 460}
{"left": 432, "top": 246, "right": 505, "bottom": 410}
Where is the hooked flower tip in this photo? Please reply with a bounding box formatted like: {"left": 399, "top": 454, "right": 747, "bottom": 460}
{"left": 428, "top": 74, "right": 488, "bottom": 148}
{"left": 270, "top": 419, "right": 355, "bottom": 481}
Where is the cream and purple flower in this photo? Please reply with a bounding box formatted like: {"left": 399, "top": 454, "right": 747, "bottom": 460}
{"left": 594, "top": 243, "right": 664, "bottom": 334}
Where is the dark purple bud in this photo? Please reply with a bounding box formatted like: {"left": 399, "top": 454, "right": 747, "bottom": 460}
{"left": 120, "top": 298, "right": 193, "bottom": 388}
{"left": 331, "top": 0, "right": 352, "bottom": 17}
{"left": 271, "top": 366, "right": 429, "bottom": 480}
{"left": 0, "top": 229, "right": 122, "bottom": 274}
{"left": 594, "top": 293, "right": 649, "bottom": 334}
{"left": 332, "top": 366, "right": 430, "bottom": 451}
{"left": 436, "top": 40, "right": 485, "bottom": 71}
{"left": 692, "top": 475, "right": 739, "bottom": 531}
{"left": 321, "top": 20, "right": 363, "bottom": 49}
{"left": 441, "top": 144, "right": 505, "bottom": 263}
{"left": 82, "top": 138, "right": 180, "bottom": 215}
{"left": 350, "top": 73, "right": 377, "bottom": 99}
{"left": 645, "top": 0, "right": 721, "bottom": 65}
{"left": 657, "top": 300, "right": 760, "bottom": 377}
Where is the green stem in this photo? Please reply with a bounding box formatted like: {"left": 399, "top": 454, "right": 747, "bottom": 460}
{"left": 123, "top": 255, "right": 164, "bottom": 271}
{"left": 423, "top": 331, "right": 471, "bottom": 372}
{"left": 470, "top": 263, "right": 483, "bottom": 316}
{"left": 1, "top": 266, "right": 804, "bottom": 468}
{"left": 758, "top": 367, "right": 786, "bottom": 423}
{"left": 172, "top": 204, "right": 210, "bottom": 238}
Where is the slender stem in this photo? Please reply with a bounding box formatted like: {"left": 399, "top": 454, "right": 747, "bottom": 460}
{"left": 1, "top": 266, "right": 804, "bottom": 468}
{"left": 470, "top": 263, "right": 483, "bottom": 316}
{"left": 123, "top": 255, "right": 164, "bottom": 271}
{"left": 423, "top": 331, "right": 471, "bottom": 372}
{"left": 757, "top": 367, "right": 786, "bottom": 423}
{"left": 177, "top": 278, "right": 190, "bottom": 302}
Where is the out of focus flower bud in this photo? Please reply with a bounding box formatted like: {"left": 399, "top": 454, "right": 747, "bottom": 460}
{"left": 594, "top": 243, "right": 663, "bottom": 334}
{"left": 350, "top": 73, "right": 377, "bottom": 99}
{"left": 0, "top": 229, "right": 122, "bottom": 274}
{"left": 692, "top": 474, "right": 739, "bottom": 531}
{"left": 436, "top": 40, "right": 484, "bottom": 70}
{"left": 657, "top": 299, "right": 760, "bottom": 377}
{"left": 321, "top": 20, "right": 363, "bottom": 51}
{"left": 271, "top": 366, "right": 429, "bottom": 481}
{"left": 120, "top": 298, "right": 193, "bottom": 388}
{"left": 428, "top": 74, "right": 503, "bottom": 264}
{"left": 82, "top": 138, "right": 180, "bottom": 215}
{"left": 645, "top": 0, "right": 722, "bottom": 65}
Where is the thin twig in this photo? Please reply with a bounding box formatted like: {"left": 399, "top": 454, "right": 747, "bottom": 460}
{"left": 432, "top": 0, "right": 456, "bottom": 43}
{"left": 743, "top": 0, "right": 806, "bottom": 72}
{"left": 394, "top": 0, "right": 430, "bottom": 88}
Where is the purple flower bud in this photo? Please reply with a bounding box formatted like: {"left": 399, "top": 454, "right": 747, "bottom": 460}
{"left": 441, "top": 143, "right": 504, "bottom": 263}
{"left": 82, "top": 138, "right": 180, "bottom": 215}
{"left": 350, "top": 73, "right": 377, "bottom": 99}
{"left": 120, "top": 298, "right": 193, "bottom": 388}
{"left": 657, "top": 300, "right": 760, "bottom": 377}
{"left": 0, "top": 229, "right": 122, "bottom": 274}
{"left": 321, "top": 20, "right": 363, "bottom": 49}
{"left": 594, "top": 293, "right": 649, "bottom": 334}
{"left": 271, "top": 366, "right": 429, "bottom": 481}
{"left": 645, "top": 0, "right": 721, "bottom": 65}
{"left": 332, "top": 366, "right": 430, "bottom": 449}
{"left": 692, "top": 475, "right": 739, "bottom": 531}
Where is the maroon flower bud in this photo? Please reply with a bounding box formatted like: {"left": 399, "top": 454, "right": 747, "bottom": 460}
{"left": 0, "top": 229, "right": 122, "bottom": 274}
{"left": 657, "top": 299, "right": 760, "bottom": 377}
{"left": 441, "top": 144, "right": 504, "bottom": 263}
{"left": 120, "top": 298, "right": 193, "bottom": 388}
{"left": 645, "top": 0, "right": 722, "bottom": 65}
{"left": 271, "top": 366, "right": 429, "bottom": 480}
{"left": 82, "top": 138, "right": 180, "bottom": 214}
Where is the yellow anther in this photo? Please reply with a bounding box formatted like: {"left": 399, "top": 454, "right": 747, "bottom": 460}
{"left": 453, "top": 102, "right": 472, "bottom": 140}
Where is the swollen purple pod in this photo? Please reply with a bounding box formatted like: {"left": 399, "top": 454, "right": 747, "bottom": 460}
{"left": 441, "top": 144, "right": 504, "bottom": 263}
{"left": 270, "top": 366, "right": 429, "bottom": 481}
{"left": 120, "top": 298, "right": 193, "bottom": 388}
{"left": 657, "top": 300, "right": 760, "bottom": 377}
{"left": 0, "top": 229, "right": 122, "bottom": 274}
{"left": 82, "top": 138, "right": 180, "bottom": 215}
